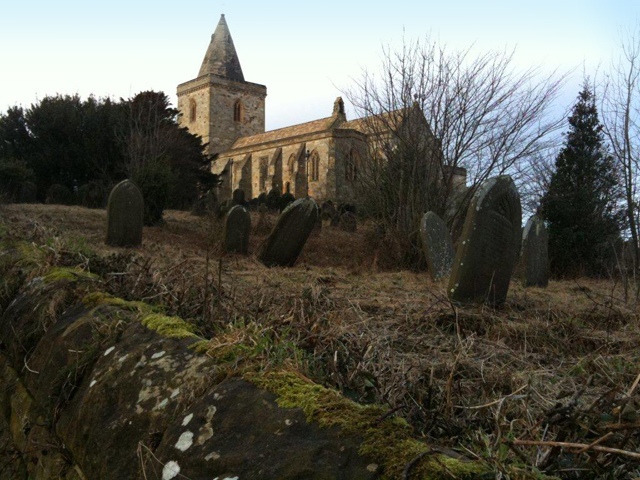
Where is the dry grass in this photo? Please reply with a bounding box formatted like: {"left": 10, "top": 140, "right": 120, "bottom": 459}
{"left": 2, "top": 203, "right": 640, "bottom": 479}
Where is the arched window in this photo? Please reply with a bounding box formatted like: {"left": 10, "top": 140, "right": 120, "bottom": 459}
{"left": 189, "top": 99, "right": 197, "bottom": 123}
{"left": 285, "top": 181, "right": 291, "bottom": 193}
{"left": 345, "top": 149, "right": 359, "bottom": 181}
{"left": 234, "top": 100, "right": 244, "bottom": 122}
{"left": 309, "top": 150, "right": 320, "bottom": 181}
{"left": 288, "top": 154, "right": 296, "bottom": 177}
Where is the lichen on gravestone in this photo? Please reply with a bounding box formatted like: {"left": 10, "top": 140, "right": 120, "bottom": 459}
{"left": 224, "top": 205, "right": 251, "bottom": 254}
{"left": 448, "top": 175, "right": 522, "bottom": 305}
{"left": 522, "top": 214, "right": 549, "bottom": 288}
{"left": 105, "top": 179, "right": 144, "bottom": 248}
{"left": 420, "top": 211, "right": 455, "bottom": 280}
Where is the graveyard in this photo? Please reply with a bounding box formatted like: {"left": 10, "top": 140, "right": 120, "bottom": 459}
{"left": 1, "top": 198, "right": 638, "bottom": 479}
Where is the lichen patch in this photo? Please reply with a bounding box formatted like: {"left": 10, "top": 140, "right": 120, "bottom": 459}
{"left": 162, "top": 461, "right": 180, "bottom": 480}
{"left": 205, "top": 451, "right": 221, "bottom": 461}
{"left": 175, "top": 431, "right": 194, "bottom": 452}
{"left": 182, "top": 413, "right": 193, "bottom": 426}
{"left": 151, "top": 350, "right": 166, "bottom": 360}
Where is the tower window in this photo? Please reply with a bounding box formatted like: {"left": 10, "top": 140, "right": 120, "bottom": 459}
{"left": 310, "top": 150, "right": 320, "bottom": 181}
{"left": 234, "top": 100, "right": 244, "bottom": 122}
{"left": 189, "top": 99, "right": 197, "bottom": 123}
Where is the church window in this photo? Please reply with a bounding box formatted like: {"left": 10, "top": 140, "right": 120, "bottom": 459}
{"left": 189, "top": 99, "right": 197, "bottom": 123}
{"left": 309, "top": 150, "right": 320, "bottom": 181}
{"left": 259, "top": 157, "right": 268, "bottom": 191}
{"left": 234, "top": 100, "right": 244, "bottom": 122}
{"left": 345, "top": 149, "right": 359, "bottom": 181}
{"left": 288, "top": 154, "right": 296, "bottom": 177}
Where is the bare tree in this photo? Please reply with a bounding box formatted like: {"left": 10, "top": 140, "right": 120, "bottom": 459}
{"left": 601, "top": 25, "right": 640, "bottom": 264}
{"left": 121, "top": 91, "right": 178, "bottom": 176}
{"left": 344, "top": 38, "right": 567, "bottom": 261}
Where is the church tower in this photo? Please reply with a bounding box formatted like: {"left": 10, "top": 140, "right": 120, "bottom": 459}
{"left": 177, "top": 15, "right": 267, "bottom": 155}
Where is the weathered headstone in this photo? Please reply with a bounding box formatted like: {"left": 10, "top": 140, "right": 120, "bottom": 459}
{"left": 224, "top": 205, "right": 251, "bottom": 254}
{"left": 267, "top": 189, "right": 281, "bottom": 210}
{"left": 258, "top": 192, "right": 268, "bottom": 205}
{"left": 105, "top": 180, "right": 144, "bottom": 247}
{"left": 192, "top": 191, "right": 218, "bottom": 217}
{"left": 232, "top": 188, "right": 246, "bottom": 206}
{"left": 256, "top": 203, "right": 271, "bottom": 234}
{"left": 321, "top": 201, "right": 336, "bottom": 224}
{"left": 258, "top": 198, "right": 319, "bottom": 267}
{"left": 339, "top": 212, "right": 357, "bottom": 232}
{"left": 280, "top": 192, "right": 295, "bottom": 212}
{"left": 448, "top": 175, "right": 522, "bottom": 305}
{"left": 522, "top": 215, "right": 548, "bottom": 288}
{"left": 420, "top": 211, "right": 455, "bottom": 280}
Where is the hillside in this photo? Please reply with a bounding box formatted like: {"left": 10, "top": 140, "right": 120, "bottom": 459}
{"left": 1, "top": 203, "right": 639, "bottom": 479}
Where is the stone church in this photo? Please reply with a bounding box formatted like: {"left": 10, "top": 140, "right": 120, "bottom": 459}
{"left": 177, "top": 15, "right": 460, "bottom": 203}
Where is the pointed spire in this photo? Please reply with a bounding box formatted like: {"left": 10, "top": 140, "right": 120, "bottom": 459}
{"left": 198, "top": 14, "right": 245, "bottom": 82}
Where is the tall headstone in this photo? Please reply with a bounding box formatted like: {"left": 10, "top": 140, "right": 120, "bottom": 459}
{"left": 105, "top": 180, "right": 144, "bottom": 247}
{"left": 339, "top": 212, "right": 357, "bottom": 232}
{"left": 224, "top": 205, "right": 251, "bottom": 254}
{"left": 256, "top": 203, "right": 271, "bottom": 234}
{"left": 448, "top": 176, "right": 522, "bottom": 305}
{"left": 232, "top": 188, "right": 246, "bottom": 206}
{"left": 258, "top": 198, "right": 319, "bottom": 267}
{"left": 420, "top": 211, "right": 455, "bottom": 280}
{"left": 522, "top": 215, "right": 549, "bottom": 287}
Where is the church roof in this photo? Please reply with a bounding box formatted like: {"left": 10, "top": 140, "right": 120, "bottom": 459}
{"left": 229, "top": 116, "right": 339, "bottom": 150}
{"left": 198, "top": 14, "right": 245, "bottom": 82}
{"left": 342, "top": 109, "right": 407, "bottom": 135}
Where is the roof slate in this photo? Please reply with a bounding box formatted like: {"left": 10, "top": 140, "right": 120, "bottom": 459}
{"left": 198, "top": 15, "right": 245, "bottom": 82}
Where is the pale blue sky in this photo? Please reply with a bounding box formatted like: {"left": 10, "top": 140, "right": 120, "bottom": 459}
{"left": 0, "top": 0, "right": 637, "bottom": 130}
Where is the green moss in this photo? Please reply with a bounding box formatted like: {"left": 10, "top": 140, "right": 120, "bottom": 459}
{"left": 42, "top": 267, "right": 98, "bottom": 284}
{"left": 246, "top": 370, "right": 488, "bottom": 479}
{"left": 141, "top": 313, "right": 199, "bottom": 339}
{"left": 82, "top": 291, "right": 155, "bottom": 315}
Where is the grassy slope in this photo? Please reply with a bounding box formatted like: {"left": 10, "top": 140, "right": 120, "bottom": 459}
{"left": 3, "top": 203, "right": 640, "bottom": 478}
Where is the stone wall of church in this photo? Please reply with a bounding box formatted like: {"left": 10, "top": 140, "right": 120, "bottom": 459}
{"left": 333, "top": 136, "right": 368, "bottom": 204}
{"left": 177, "top": 82, "right": 211, "bottom": 145}
{"left": 207, "top": 83, "right": 265, "bottom": 155}
{"left": 213, "top": 132, "right": 368, "bottom": 204}
{"left": 177, "top": 75, "right": 266, "bottom": 156}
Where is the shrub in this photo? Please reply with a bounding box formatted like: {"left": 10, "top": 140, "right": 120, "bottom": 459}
{"left": 18, "top": 181, "right": 37, "bottom": 203}
{"left": 77, "top": 180, "right": 109, "bottom": 208}
{"left": 45, "top": 184, "right": 72, "bottom": 205}
{"left": 132, "top": 159, "right": 172, "bottom": 226}
{"left": 0, "top": 158, "right": 33, "bottom": 202}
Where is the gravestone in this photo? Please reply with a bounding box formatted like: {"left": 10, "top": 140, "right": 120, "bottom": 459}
{"left": 105, "top": 180, "right": 144, "bottom": 247}
{"left": 258, "top": 198, "right": 319, "bottom": 267}
{"left": 419, "top": 211, "right": 455, "bottom": 280}
{"left": 224, "top": 205, "right": 251, "bottom": 254}
{"left": 280, "top": 192, "right": 295, "bottom": 212}
{"left": 267, "top": 189, "right": 281, "bottom": 210}
{"left": 339, "top": 212, "right": 357, "bottom": 232}
{"left": 522, "top": 215, "right": 548, "bottom": 287}
{"left": 256, "top": 203, "right": 271, "bottom": 234}
{"left": 232, "top": 188, "right": 246, "bottom": 206}
{"left": 448, "top": 175, "right": 522, "bottom": 305}
{"left": 192, "top": 191, "right": 218, "bottom": 217}
{"left": 258, "top": 192, "right": 268, "bottom": 205}
{"left": 321, "top": 202, "right": 336, "bottom": 224}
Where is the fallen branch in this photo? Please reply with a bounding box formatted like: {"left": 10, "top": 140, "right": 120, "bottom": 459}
{"left": 514, "top": 439, "right": 640, "bottom": 460}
